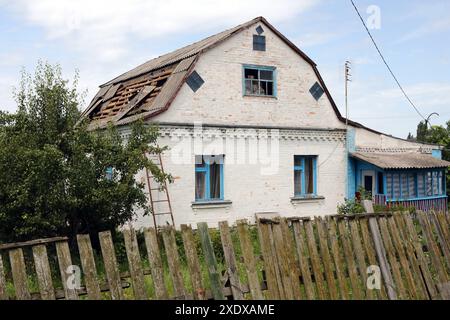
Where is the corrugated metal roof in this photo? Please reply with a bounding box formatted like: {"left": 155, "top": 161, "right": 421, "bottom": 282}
{"left": 351, "top": 152, "right": 450, "bottom": 169}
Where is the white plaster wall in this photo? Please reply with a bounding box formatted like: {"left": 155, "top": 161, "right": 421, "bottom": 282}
{"left": 354, "top": 126, "right": 438, "bottom": 151}
{"left": 151, "top": 21, "right": 345, "bottom": 130}
{"left": 131, "top": 127, "right": 347, "bottom": 229}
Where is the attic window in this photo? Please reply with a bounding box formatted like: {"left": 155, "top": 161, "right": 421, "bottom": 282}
{"left": 256, "top": 25, "right": 264, "bottom": 35}
{"left": 243, "top": 65, "right": 276, "bottom": 97}
{"left": 253, "top": 35, "right": 266, "bottom": 51}
{"left": 186, "top": 71, "right": 204, "bottom": 92}
{"left": 309, "top": 82, "right": 324, "bottom": 101}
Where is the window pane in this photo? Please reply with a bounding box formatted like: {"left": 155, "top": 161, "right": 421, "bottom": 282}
{"left": 401, "top": 174, "right": 408, "bottom": 198}
{"left": 267, "top": 81, "right": 273, "bottom": 96}
{"left": 386, "top": 174, "right": 392, "bottom": 199}
{"left": 408, "top": 173, "right": 416, "bottom": 198}
{"left": 432, "top": 172, "right": 439, "bottom": 195}
{"left": 244, "top": 68, "right": 259, "bottom": 79}
{"left": 195, "top": 171, "right": 206, "bottom": 200}
{"left": 294, "top": 170, "right": 302, "bottom": 195}
{"left": 259, "top": 81, "right": 267, "bottom": 95}
{"left": 248, "top": 80, "right": 259, "bottom": 94}
{"left": 260, "top": 70, "right": 273, "bottom": 80}
{"left": 417, "top": 173, "right": 424, "bottom": 197}
{"left": 245, "top": 80, "right": 252, "bottom": 95}
{"left": 209, "top": 163, "right": 221, "bottom": 199}
{"left": 393, "top": 174, "right": 400, "bottom": 199}
{"left": 426, "top": 172, "right": 432, "bottom": 196}
{"left": 439, "top": 171, "right": 443, "bottom": 195}
{"left": 305, "top": 158, "right": 314, "bottom": 194}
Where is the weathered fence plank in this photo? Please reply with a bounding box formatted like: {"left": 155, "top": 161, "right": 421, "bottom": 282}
{"left": 271, "top": 220, "right": 296, "bottom": 300}
{"left": 218, "top": 221, "right": 244, "bottom": 300}
{"left": 359, "top": 218, "right": 387, "bottom": 300}
{"left": 392, "top": 214, "right": 428, "bottom": 300}
{"left": 144, "top": 227, "right": 168, "bottom": 300}
{"left": 77, "top": 234, "right": 102, "bottom": 300}
{"left": 123, "top": 228, "right": 147, "bottom": 300}
{"left": 378, "top": 218, "right": 407, "bottom": 299}
{"left": 99, "top": 231, "right": 124, "bottom": 300}
{"left": 292, "top": 220, "right": 316, "bottom": 300}
{"left": 9, "top": 248, "right": 31, "bottom": 300}
{"left": 387, "top": 217, "right": 420, "bottom": 299}
{"left": 430, "top": 212, "right": 450, "bottom": 266}
{"left": 402, "top": 213, "right": 438, "bottom": 299}
{"left": 417, "top": 212, "right": 449, "bottom": 284}
{"left": 0, "top": 254, "right": 7, "bottom": 300}
{"left": 56, "top": 241, "right": 79, "bottom": 300}
{"left": 304, "top": 220, "right": 328, "bottom": 299}
{"left": 326, "top": 218, "right": 349, "bottom": 300}
{"left": 32, "top": 244, "right": 55, "bottom": 300}
{"left": 362, "top": 200, "right": 397, "bottom": 300}
{"left": 181, "top": 224, "right": 206, "bottom": 300}
{"left": 237, "top": 219, "right": 264, "bottom": 300}
{"left": 161, "top": 226, "right": 186, "bottom": 299}
{"left": 349, "top": 219, "right": 375, "bottom": 300}
{"left": 279, "top": 218, "right": 302, "bottom": 300}
{"left": 316, "top": 217, "right": 338, "bottom": 300}
{"left": 197, "top": 222, "right": 225, "bottom": 300}
{"left": 337, "top": 219, "right": 363, "bottom": 300}
{"left": 257, "top": 221, "right": 282, "bottom": 299}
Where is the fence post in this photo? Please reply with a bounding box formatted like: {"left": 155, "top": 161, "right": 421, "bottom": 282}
{"left": 362, "top": 200, "right": 397, "bottom": 300}
{"left": 0, "top": 254, "right": 7, "bottom": 300}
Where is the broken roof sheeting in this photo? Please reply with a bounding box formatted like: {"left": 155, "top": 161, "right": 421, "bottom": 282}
{"left": 351, "top": 152, "right": 450, "bottom": 170}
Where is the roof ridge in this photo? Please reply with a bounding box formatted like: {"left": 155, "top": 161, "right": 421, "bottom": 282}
{"left": 100, "top": 16, "right": 263, "bottom": 87}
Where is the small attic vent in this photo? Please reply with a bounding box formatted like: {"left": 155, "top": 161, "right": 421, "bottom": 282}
{"left": 309, "top": 82, "right": 324, "bottom": 101}
{"left": 253, "top": 35, "right": 266, "bottom": 51}
{"left": 256, "top": 25, "right": 264, "bottom": 35}
{"left": 186, "top": 71, "right": 204, "bottom": 92}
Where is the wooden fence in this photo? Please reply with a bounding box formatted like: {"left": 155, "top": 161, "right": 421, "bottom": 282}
{"left": 0, "top": 207, "right": 449, "bottom": 300}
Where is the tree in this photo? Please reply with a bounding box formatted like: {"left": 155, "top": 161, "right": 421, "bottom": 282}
{"left": 0, "top": 61, "right": 170, "bottom": 243}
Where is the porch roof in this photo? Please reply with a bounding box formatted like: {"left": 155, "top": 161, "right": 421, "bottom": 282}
{"left": 351, "top": 151, "right": 450, "bottom": 170}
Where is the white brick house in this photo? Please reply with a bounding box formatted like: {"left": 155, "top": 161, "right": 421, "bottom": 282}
{"left": 81, "top": 17, "right": 449, "bottom": 228}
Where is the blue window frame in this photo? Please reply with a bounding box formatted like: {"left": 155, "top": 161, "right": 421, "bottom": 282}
{"left": 385, "top": 169, "right": 446, "bottom": 201}
{"left": 294, "top": 156, "right": 317, "bottom": 197}
{"left": 243, "top": 65, "right": 276, "bottom": 97}
{"left": 195, "top": 155, "right": 224, "bottom": 201}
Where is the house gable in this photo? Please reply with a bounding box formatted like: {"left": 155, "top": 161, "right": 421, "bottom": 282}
{"left": 81, "top": 17, "right": 346, "bottom": 130}
{"left": 150, "top": 19, "right": 345, "bottom": 129}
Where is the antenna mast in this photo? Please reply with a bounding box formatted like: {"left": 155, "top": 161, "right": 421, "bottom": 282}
{"left": 345, "top": 60, "right": 352, "bottom": 129}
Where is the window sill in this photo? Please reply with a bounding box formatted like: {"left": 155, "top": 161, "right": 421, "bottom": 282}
{"left": 191, "top": 200, "right": 232, "bottom": 209}
{"left": 291, "top": 196, "right": 325, "bottom": 204}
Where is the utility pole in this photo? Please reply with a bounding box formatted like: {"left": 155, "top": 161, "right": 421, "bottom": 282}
{"left": 345, "top": 60, "right": 352, "bottom": 129}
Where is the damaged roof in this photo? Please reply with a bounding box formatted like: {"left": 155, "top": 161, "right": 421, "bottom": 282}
{"left": 79, "top": 16, "right": 336, "bottom": 129}
{"left": 351, "top": 152, "right": 450, "bottom": 170}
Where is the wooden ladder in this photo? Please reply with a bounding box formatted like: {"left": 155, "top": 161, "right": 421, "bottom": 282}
{"left": 144, "top": 152, "right": 175, "bottom": 229}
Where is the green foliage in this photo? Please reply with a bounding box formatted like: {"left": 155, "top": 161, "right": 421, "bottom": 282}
{"left": 0, "top": 61, "right": 170, "bottom": 242}
{"left": 337, "top": 198, "right": 365, "bottom": 215}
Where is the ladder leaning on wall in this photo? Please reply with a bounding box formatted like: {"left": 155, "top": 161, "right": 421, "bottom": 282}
{"left": 144, "top": 152, "right": 175, "bottom": 229}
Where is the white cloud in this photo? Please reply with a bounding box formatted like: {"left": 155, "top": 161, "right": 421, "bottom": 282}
{"left": 6, "top": 0, "right": 319, "bottom": 62}
{"left": 398, "top": 18, "right": 450, "bottom": 43}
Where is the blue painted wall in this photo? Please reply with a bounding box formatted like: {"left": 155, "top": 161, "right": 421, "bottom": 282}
{"left": 347, "top": 157, "right": 356, "bottom": 199}
{"left": 432, "top": 149, "right": 442, "bottom": 159}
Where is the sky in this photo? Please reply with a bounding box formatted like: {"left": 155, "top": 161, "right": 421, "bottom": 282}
{"left": 0, "top": 0, "right": 449, "bottom": 138}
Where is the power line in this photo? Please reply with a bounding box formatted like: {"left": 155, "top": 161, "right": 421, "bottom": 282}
{"left": 350, "top": 0, "right": 427, "bottom": 122}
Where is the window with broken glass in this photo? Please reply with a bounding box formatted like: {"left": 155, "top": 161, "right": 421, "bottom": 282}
{"left": 243, "top": 65, "right": 276, "bottom": 97}
{"left": 195, "top": 155, "right": 224, "bottom": 201}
